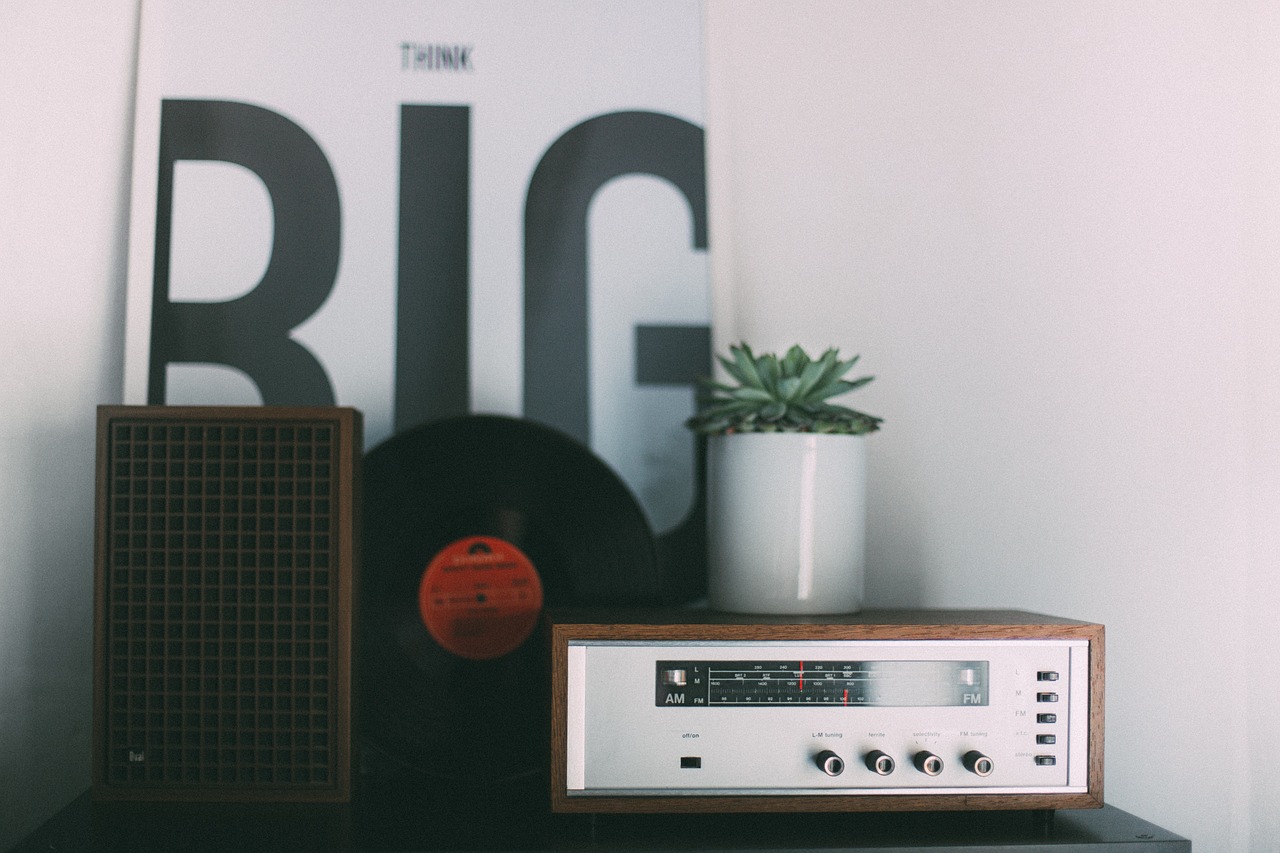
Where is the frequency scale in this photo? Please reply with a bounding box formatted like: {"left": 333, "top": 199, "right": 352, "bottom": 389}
{"left": 658, "top": 659, "right": 991, "bottom": 708}
{"left": 550, "top": 609, "right": 1104, "bottom": 813}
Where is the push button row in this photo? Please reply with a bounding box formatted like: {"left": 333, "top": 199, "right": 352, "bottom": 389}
{"left": 1034, "top": 678, "right": 1059, "bottom": 768}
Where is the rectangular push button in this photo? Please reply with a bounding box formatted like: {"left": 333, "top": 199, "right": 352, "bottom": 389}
{"left": 1034, "top": 755, "right": 1057, "bottom": 766}
{"left": 680, "top": 756, "right": 701, "bottom": 769}
{"left": 1037, "top": 713, "right": 1057, "bottom": 724}
{"left": 1036, "top": 692, "right": 1059, "bottom": 703}
{"left": 1037, "top": 734, "right": 1057, "bottom": 745}
{"left": 1037, "top": 671, "right": 1059, "bottom": 682}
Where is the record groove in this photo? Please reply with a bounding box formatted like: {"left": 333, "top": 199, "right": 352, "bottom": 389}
{"left": 359, "top": 414, "right": 660, "bottom": 783}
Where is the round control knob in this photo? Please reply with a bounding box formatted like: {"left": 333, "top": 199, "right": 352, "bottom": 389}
{"left": 913, "top": 750, "right": 944, "bottom": 776}
{"left": 864, "top": 750, "right": 895, "bottom": 776}
{"left": 814, "top": 749, "right": 845, "bottom": 777}
{"left": 963, "top": 750, "right": 995, "bottom": 777}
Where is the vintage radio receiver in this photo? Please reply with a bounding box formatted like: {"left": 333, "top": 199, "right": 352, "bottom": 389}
{"left": 550, "top": 609, "right": 1103, "bottom": 813}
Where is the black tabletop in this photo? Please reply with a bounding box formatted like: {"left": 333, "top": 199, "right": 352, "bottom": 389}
{"left": 14, "top": 786, "right": 1190, "bottom": 852}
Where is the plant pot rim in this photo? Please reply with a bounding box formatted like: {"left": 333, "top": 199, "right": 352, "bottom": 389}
{"left": 707, "top": 430, "right": 869, "bottom": 439}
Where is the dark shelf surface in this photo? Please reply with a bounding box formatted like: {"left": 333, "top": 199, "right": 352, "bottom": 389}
{"left": 16, "top": 787, "right": 1189, "bottom": 852}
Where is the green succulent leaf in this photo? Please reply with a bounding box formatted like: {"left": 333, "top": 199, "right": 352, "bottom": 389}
{"left": 757, "top": 353, "right": 782, "bottom": 396}
{"left": 732, "top": 387, "right": 775, "bottom": 403}
{"left": 686, "top": 342, "right": 882, "bottom": 436}
{"left": 781, "top": 344, "right": 808, "bottom": 376}
{"left": 793, "top": 358, "right": 831, "bottom": 400}
{"left": 729, "top": 343, "right": 764, "bottom": 388}
{"left": 835, "top": 353, "right": 861, "bottom": 374}
{"left": 809, "top": 379, "right": 857, "bottom": 401}
{"left": 717, "top": 353, "right": 751, "bottom": 388}
{"left": 760, "top": 401, "right": 787, "bottom": 421}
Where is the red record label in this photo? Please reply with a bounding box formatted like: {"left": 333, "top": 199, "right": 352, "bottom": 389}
{"left": 417, "top": 536, "right": 545, "bottom": 660}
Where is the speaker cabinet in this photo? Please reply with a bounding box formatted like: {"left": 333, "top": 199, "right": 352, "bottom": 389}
{"left": 92, "top": 406, "right": 361, "bottom": 803}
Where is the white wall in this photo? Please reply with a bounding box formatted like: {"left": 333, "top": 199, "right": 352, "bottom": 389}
{"left": 1245, "top": 1, "right": 1280, "bottom": 846}
{"left": 0, "top": 1, "right": 137, "bottom": 846}
{"left": 1, "top": 1, "right": 1276, "bottom": 849}
{"left": 707, "top": 2, "right": 1279, "bottom": 850}
{"left": 1247, "top": 304, "right": 1280, "bottom": 843}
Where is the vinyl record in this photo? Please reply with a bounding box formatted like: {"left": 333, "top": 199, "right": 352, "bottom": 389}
{"left": 358, "top": 414, "right": 660, "bottom": 784}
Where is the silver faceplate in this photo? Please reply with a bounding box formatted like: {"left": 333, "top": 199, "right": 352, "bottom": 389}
{"left": 565, "top": 639, "right": 1089, "bottom": 797}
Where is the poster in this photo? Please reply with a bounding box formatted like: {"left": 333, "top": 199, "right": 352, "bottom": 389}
{"left": 123, "top": 1, "right": 711, "bottom": 597}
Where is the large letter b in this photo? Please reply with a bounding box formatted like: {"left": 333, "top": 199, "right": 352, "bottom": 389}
{"left": 148, "top": 99, "right": 339, "bottom": 405}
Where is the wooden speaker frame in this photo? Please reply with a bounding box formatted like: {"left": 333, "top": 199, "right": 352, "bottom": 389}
{"left": 92, "top": 405, "right": 361, "bottom": 803}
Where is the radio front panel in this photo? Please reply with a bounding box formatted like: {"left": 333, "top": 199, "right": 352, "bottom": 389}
{"left": 550, "top": 612, "right": 1104, "bottom": 813}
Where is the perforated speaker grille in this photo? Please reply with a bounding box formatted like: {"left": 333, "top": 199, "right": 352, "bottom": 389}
{"left": 93, "top": 406, "right": 360, "bottom": 802}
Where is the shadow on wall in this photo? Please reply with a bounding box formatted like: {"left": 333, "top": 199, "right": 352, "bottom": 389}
{"left": 2, "top": 421, "right": 98, "bottom": 848}
{"left": 864, "top": 447, "right": 930, "bottom": 608}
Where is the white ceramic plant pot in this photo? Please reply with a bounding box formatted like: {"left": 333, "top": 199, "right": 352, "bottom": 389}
{"left": 707, "top": 432, "right": 866, "bottom": 614}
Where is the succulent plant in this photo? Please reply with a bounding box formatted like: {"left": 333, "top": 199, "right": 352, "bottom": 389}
{"left": 686, "top": 342, "right": 883, "bottom": 436}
